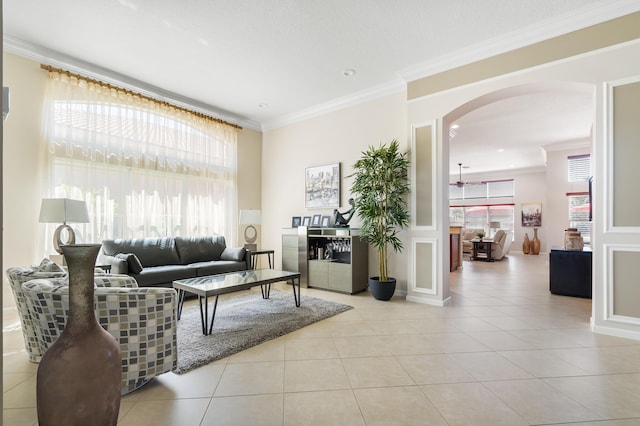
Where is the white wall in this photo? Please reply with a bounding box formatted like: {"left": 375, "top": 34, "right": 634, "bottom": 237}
{"left": 262, "top": 92, "right": 408, "bottom": 287}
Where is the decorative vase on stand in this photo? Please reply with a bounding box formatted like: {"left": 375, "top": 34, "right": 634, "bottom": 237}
{"left": 522, "top": 233, "right": 531, "bottom": 254}
{"left": 531, "top": 228, "right": 541, "bottom": 255}
{"left": 37, "top": 244, "right": 121, "bottom": 426}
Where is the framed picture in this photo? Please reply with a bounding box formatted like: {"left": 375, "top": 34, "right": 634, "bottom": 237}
{"left": 521, "top": 202, "right": 542, "bottom": 227}
{"left": 291, "top": 216, "right": 301, "bottom": 228}
{"left": 302, "top": 216, "right": 311, "bottom": 226}
{"left": 311, "top": 214, "right": 322, "bottom": 226}
{"left": 321, "top": 215, "right": 331, "bottom": 228}
{"left": 305, "top": 163, "right": 340, "bottom": 209}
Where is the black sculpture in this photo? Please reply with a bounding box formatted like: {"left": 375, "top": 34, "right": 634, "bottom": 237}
{"left": 333, "top": 198, "right": 355, "bottom": 228}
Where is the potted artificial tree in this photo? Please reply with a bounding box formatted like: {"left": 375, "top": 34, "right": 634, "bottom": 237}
{"left": 349, "top": 139, "right": 410, "bottom": 300}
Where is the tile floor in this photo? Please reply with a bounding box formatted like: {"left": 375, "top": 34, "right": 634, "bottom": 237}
{"left": 4, "top": 253, "right": 640, "bottom": 425}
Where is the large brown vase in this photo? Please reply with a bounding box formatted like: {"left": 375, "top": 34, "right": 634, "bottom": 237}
{"left": 37, "top": 244, "right": 121, "bottom": 426}
{"left": 522, "top": 233, "right": 531, "bottom": 254}
{"left": 530, "top": 228, "right": 541, "bottom": 255}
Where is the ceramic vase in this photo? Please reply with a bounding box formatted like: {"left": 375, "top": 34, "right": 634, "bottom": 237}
{"left": 531, "top": 228, "right": 541, "bottom": 255}
{"left": 37, "top": 244, "right": 121, "bottom": 426}
{"left": 522, "top": 233, "right": 531, "bottom": 254}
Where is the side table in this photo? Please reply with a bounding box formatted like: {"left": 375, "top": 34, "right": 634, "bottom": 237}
{"left": 470, "top": 239, "right": 495, "bottom": 262}
{"left": 249, "top": 249, "right": 274, "bottom": 269}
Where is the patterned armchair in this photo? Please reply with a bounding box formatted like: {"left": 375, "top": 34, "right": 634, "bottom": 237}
{"left": 7, "top": 264, "right": 178, "bottom": 395}
{"left": 6, "top": 263, "right": 129, "bottom": 362}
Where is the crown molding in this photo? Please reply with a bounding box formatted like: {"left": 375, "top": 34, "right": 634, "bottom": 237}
{"left": 3, "top": 35, "right": 262, "bottom": 132}
{"left": 261, "top": 79, "right": 406, "bottom": 132}
{"left": 399, "top": 0, "right": 640, "bottom": 83}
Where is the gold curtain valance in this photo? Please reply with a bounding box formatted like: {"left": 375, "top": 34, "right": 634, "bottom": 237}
{"left": 40, "top": 64, "right": 242, "bottom": 130}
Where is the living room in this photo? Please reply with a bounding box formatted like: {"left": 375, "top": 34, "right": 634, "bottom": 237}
{"left": 4, "top": 2, "right": 640, "bottom": 425}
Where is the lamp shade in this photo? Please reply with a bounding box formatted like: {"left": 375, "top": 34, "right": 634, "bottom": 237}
{"left": 39, "top": 198, "right": 90, "bottom": 224}
{"left": 239, "top": 210, "right": 261, "bottom": 225}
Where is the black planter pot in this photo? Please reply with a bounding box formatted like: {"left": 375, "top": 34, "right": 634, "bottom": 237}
{"left": 368, "top": 277, "right": 396, "bottom": 301}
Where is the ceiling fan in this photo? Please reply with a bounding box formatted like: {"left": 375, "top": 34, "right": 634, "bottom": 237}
{"left": 455, "top": 163, "right": 465, "bottom": 188}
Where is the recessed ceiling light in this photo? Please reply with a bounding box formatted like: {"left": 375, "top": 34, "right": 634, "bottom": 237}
{"left": 342, "top": 68, "right": 356, "bottom": 77}
{"left": 451, "top": 124, "right": 460, "bottom": 129}
{"left": 497, "top": 148, "right": 505, "bottom": 152}
{"left": 258, "top": 103, "right": 268, "bottom": 108}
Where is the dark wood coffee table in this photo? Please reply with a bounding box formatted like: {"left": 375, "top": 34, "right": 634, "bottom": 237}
{"left": 173, "top": 269, "right": 301, "bottom": 335}
{"left": 470, "top": 238, "right": 495, "bottom": 262}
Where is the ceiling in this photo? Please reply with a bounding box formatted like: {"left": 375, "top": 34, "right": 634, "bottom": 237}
{"left": 3, "top": 0, "right": 638, "bottom": 175}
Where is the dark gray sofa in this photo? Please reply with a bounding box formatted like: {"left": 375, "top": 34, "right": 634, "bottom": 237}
{"left": 98, "top": 236, "right": 249, "bottom": 288}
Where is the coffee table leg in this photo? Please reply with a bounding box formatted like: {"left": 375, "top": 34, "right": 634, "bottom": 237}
{"left": 176, "top": 289, "right": 185, "bottom": 320}
{"left": 207, "top": 295, "right": 219, "bottom": 335}
{"left": 261, "top": 283, "right": 271, "bottom": 299}
{"left": 292, "top": 276, "right": 301, "bottom": 307}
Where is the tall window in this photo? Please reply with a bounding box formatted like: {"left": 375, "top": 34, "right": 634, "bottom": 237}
{"left": 568, "top": 154, "right": 591, "bottom": 182}
{"left": 449, "top": 179, "right": 514, "bottom": 200}
{"left": 568, "top": 193, "right": 591, "bottom": 244}
{"left": 449, "top": 204, "right": 515, "bottom": 237}
{"left": 42, "top": 69, "right": 239, "bottom": 244}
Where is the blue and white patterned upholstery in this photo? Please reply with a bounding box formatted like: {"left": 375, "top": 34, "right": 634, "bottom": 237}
{"left": 21, "top": 278, "right": 178, "bottom": 395}
{"left": 6, "top": 265, "right": 136, "bottom": 362}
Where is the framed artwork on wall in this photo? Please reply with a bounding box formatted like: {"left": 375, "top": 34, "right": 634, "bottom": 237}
{"left": 305, "top": 163, "right": 340, "bottom": 209}
{"left": 321, "top": 215, "right": 331, "bottom": 228}
{"left": 291, "top": 216, "right": 301, "bottom": 228}
{"left": 302, "top": 216, "right": 311, "bottom": 226}
{"left": 521, "top": 202, "right": 542, "bottom": 227}
{"left": 312, "top": 214, "right": 322, "bottom": 226}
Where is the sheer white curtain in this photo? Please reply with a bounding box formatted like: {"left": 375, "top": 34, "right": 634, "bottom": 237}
{"left": 42, "top": 70, "right": 238, "bottom": 245}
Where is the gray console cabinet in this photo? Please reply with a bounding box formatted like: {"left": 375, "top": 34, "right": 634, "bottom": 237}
{"left": 282, "top": 227, "right": 368, "bottom": 294}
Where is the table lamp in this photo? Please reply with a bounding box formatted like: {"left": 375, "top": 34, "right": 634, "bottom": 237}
{"left": 490, "top": 221, "right": 501, "bottom": 238}
{"left": 239, "top": 209, "right": 261, "bottom": 251}
{"left": 39, "top": 198, "right": 90, "bottom": 254}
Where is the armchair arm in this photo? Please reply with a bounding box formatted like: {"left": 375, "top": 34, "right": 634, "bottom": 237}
{"left": 98, "top": 254, "right": 128, "bottom": 274}
{"left": 94, "top": 274, "right": 138, "bottom": 288}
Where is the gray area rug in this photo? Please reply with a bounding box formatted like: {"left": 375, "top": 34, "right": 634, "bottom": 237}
{"left": 174, "top": 288, "right": 352, "bottom": 374}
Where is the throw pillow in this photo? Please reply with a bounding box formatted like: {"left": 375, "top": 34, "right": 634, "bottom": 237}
{"left": 220, "top": 247, "right": 246, "bottom": 262}
{"left": 115, "top": 253, "right": 144, "bottom": 274}
{"left": 38, "top": 258, "right": 65, "bottom": 273}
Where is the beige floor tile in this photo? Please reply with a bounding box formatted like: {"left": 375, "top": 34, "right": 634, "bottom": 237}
{"left": 284, "top": 389, "right": 365, "bottom": 426}
{"left": 548, "top": 346, "right": 640, "bottom": 374}
{"left": 3, "top": 372, "right": 34, "bottom": 393}
{"left": 2, "top": 407, "right": 38, "bottom": 426}
{"left": 421, "top": 382, "right": 528, "bottom": 425}
{"left": 117, "top": 398, "right": 211, "bottom": 426}
{"left": 498, "top": 349, "right": 591, "bottom": 378}
{"left": 467, "top": 330, "right": 536, "bottom": 350}
{"left": 284, "top": 336, "right": 340, "bottom": 360}
{"left": 354, "top": 386, "right": 447, "bottom": 425}
{"left": 450, "top": 351, "right": 533, "bottom": 381}
{"left": 333, "top": 335, "right": 395, "bottom": 357}
{"left": 284, "top": 358, "right": 350, "bottom": 392}
{"left": 510, "top": 328, "right": 588, "bottom": 349}
{"left": 441, "top": 316, "right": 500, "bottom": 332}
{"left": 214, "top": 361, "right": 284, "bottom": 396}
{"left": 341, "top": 356, "right": 414, "bottom": 388}
{"left": 545, "top": 374, "right": 640, "bottom": 418}
{"left": 2, "top": 375, "right": 37, "bottom": 409}
{"left": 485, "top": 378, "right": 603, "bottom": 424}
{"left": 396, "top": 354, "right": 476, "bottom": 384}
{"left": 225, "top": 336, "right": 285, "bottom": 363}
{"left": 132, "top": 363, "right": 225, "bottom": 400}
{"left": 551, "top": 421, "right": 640, "bottom": 426}
{"left": 202, "top": 394, "right": 283, "bottom": 426}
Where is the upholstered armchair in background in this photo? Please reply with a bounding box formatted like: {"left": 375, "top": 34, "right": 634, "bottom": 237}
{"left": 490, "top": 230, "right": 513, "bottom": 260}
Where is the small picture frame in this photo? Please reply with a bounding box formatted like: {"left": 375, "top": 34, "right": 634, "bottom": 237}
{"left": 321, "top": 215, "right": 331, "bottom": 228}
{"left": 311, "top": 214, "right": 322, "bottom": 226}
{"left": 302, "top": 216, "right": 311, "bottom": 226}
{"left": 291, "top": 216, "right": 301, "bottom": 228}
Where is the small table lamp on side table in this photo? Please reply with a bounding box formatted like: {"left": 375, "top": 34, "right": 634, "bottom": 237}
{"left": 39, "top": 198, "right": 90, "bottom": 265}
{"left": 239, "top": 209, "right": 261, "bottom": 252}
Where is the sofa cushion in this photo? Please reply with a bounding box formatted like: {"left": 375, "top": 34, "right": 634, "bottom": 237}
{"left": 131, "top": 264, "right": 197, "bottom": 287}
{"left": 220, "top": 247, "right": 246, "bottom": 262}
{"left": 175, "top": 236, "right": 226, "bottom": 264}
{"left": 115, "top": 253, "right": 144, "bottom": 274}
{"left": 191, "top": 260, "right": 248, "bottom": 277}
{"left": 102, "top": 238, "right": 180, "bottom": 267}
{"left": 38, "top": 258, "right": 65, "bottom": 273}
